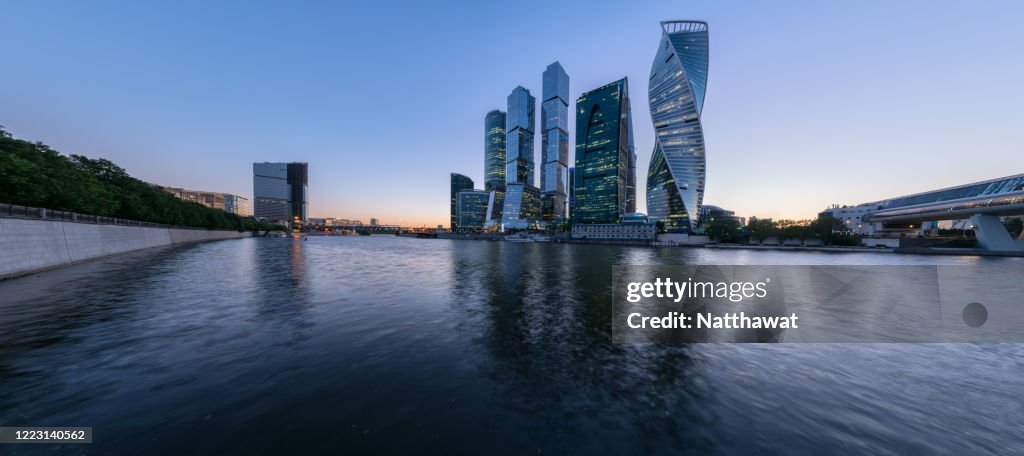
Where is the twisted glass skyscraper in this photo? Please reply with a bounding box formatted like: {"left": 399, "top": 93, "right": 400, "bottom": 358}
{"left": 646, "top": 20, "right": 709, "bottom": 232}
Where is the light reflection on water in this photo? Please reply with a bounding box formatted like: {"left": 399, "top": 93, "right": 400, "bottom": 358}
{"left": 0, "top": 236, "right": 1022, "bottom": 455}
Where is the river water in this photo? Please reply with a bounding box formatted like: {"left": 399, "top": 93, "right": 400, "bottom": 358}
{"left": 1, "top": 236, "right": 1022, "bottom": 454}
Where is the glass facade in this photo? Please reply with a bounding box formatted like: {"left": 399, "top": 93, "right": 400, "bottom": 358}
{"left": 457, "top": 190, "right": 494, "bottom": 231}
{"left": 253, "top": 162, "right": 308, "bottom": 222}
{"left": 870, "top": 174, "right": 1024, "bottom": 211}
{"left": 223, "top": 194, "right": 250, "bottom": 216}
{"left": 501, "top": 86, "right": 540, "bottom": 228}
{"left": 646, "top": 20, "right": 709, "bottom": 233}
{"left": 573, "top": 78, "right": 634, "bottom": 225}
{"left": 567, "top": 167, "right": 575, "bottom": 220}
{"left": 626, "top": 117, "right": 637, "bottom": 213}
{"left": 484, "top": 110, "right": 506, "bottom": 224}
{"left": 287, "top": 163, "right": 308, "bottom": 222}
{"left": 450, "top": 173, "right": 474, "bottom": 231}
{"left": 485, "top": 110, "right": 507, "bottom": 191}
{"left": 505, "top": 86, "right": 535, "bottom": 187}
{"left": 541, "top": 62, "right": 570, "bottom": 221}
{"left": 501, "top": 183, "right": 540, "bottom": 229}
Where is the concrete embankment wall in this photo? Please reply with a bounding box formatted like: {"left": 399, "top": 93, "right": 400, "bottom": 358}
{"left": 0, "top": 217, "right": 251, "bottom": 279}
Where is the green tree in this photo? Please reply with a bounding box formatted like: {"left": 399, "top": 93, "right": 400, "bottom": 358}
{"left": 0, "top": 125, "right": 284, "bottom": 232}
{"left": 747, "top": 218, "right": 774, "bottom": 245}
{"left": 704, "top": 218, "right": 741, "bottom": 243}
{"left": 811, "top": 215, "right": 859, "bottom": 246}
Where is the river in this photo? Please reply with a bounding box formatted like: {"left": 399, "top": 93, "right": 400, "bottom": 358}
{"left": 1, "top": 236, "right": 1022, "bottom": 454}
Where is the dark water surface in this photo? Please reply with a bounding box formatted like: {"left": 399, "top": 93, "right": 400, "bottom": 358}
{"left": 1, "top": 236, "right": 1023, "bottom": 455}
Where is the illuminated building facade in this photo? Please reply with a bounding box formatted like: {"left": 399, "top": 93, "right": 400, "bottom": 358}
{"left": 501, "top": 183, "right": 540, "bottom": 229}
{"left": 450, "top": 173, "right": 474, "bottom": 231}
{"left": 646, "top": 20, "right": 709, "bottom": 233}
{"left": 457, "top": 190, "right": 494, "bottom": 231}
{"left": 501, "top": 86, "right": 540, "bottom": 229}
{"left": 541, "top": 62, "right": 570, "bottom": 221}
{"left": 573, "top": 78, "right": 635, "bottom": 224}
{"left": 484, "top": 109, "right": 506, "bottom": 224}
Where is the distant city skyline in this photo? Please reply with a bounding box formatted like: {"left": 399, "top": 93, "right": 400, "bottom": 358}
{"left": 2, "top": 1, "right": 1023, "bottom": 227}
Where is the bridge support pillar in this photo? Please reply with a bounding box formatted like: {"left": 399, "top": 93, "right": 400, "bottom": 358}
{"left": 971, "top": 215, "right": 1024, "bottom": 252}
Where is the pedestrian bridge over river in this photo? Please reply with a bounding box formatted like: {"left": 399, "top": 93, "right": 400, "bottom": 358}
{"left": 856, "top": 174, "right": 1024, "bottom": 252}
{"left": 822, "top": 174, "right": 1024, "bottom": 252}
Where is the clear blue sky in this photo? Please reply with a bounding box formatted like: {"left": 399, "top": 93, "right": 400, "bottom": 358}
{"left": 2, "top": 0, "right": 1022, "bottom": 226}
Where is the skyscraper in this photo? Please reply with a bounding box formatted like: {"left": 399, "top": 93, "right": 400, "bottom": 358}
{"left": 505, "top": 86, "right": 535, "bottom": 186}
{"left": 484, "top": 110, "right": 506, "bottom": 224}
{"left": 501, "top": 86, "right": 539, "bottom": 229}
{"left": 646, "top": 20, "right": 709, "bottom": 232}
{"left": 573, "top": 78, "right": 635, "bottom": 225}
{"left": 485, "top": 110, "right": 507, "bottom": 191}
{"left": 541, "top": 62, "right": 570, "bottom": 222}
{"left": 450, "top": 173, "right": 474, "bottom": 231}
{"left": 253, "top": 162, "right": 308, "bottom": 222}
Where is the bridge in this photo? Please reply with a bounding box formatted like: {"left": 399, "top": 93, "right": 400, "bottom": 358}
{"left": 831, "top": 173, "right": 1024, "bottom": 252}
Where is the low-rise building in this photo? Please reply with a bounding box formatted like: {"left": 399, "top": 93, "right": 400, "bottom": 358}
{"left": 572, "top": 213, "right": 656, "bottom": 241}
{"left": 457, "top": 190, "right": 494, "bottom": 232}
{"left": 223, "top": 194, "right": 250, "bottom": 217}
{"left": 163, "top": 187, "right": 250, "bottom": 216}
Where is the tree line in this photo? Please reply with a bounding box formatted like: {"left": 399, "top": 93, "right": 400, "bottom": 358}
{"left": 0, "top": 125, "right": 283, "bottom": 232}
{"left": 704, "top": 216, "right": 860, "bottom": 246}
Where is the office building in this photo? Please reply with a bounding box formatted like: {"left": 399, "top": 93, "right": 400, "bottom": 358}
{"left": 573, "top": 78, "right": 635, "bottom": 224}
{"left": 485, "top": 110, "right": 507, "bottom": 224}
{"left": 450, "top": 173, "right": 474, "bottom": 231}
{"left": 163, "top": 187, "right": 249, "bottom": 216}
{"left": 571, "top": 213, "right": 656, "bottom": 241}
{"left": 541, "top": 62, "right": 570, "bottom": 221}
{"left": 646, "top": 20, "right": 709, "bottom": 233}
{"left": 505, "top": 86, "right": 535, "bottom": 186}
{"left": 457, "top": 190, "right": 494, "bottom": 232}
{"left": 501, "top": 86, "right": 540, "bottom": 229}
{"left": 501, "top": 183, "right": 540, "bottom": 228}
{"left": 223, "top": 194, "right": 250, "bottom": 217}
{"left": 253, "top": 162, "right": 308, "bottom": 222}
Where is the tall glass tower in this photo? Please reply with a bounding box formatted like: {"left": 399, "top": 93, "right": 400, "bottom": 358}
{"left": 505, "top": 86, "right": 535, "bottom": 186}
{"left": 450, "top": 173, "right": 474, "bottom": 231}
{"left": 646, "top": 20, "right": 709, "bottom": 233}
{"left": 541, "top": 62, "right": 570, "bottom": 222}
{"left": 573, "top": 78, "right": 634, "bottom": 224}
{"left": 501, "top": 86, "right": 539, "bottom": 229}
{"left": 253, "top": 162, "right": 308, "bottom": 223}
{"left": 484, "top": 110, "right": 506, "bottom": 224}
